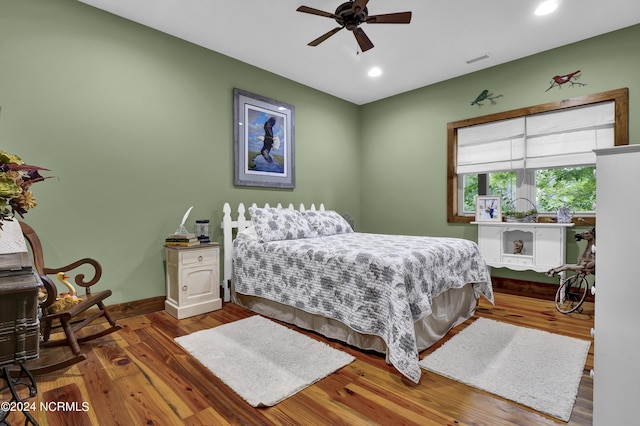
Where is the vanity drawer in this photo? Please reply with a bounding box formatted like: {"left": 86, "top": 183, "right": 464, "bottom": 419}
{"left": 501, "top": 254, "right": 533, "bottom": 266}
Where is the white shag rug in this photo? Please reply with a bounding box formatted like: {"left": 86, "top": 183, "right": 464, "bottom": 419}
{"left": 175, "top": 315, "right": 355, "bottom": 407}
{"left": 419, "top": 317, "right": 590, "bottom": 422}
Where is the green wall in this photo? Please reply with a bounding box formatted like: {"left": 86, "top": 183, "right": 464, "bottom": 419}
{"left": 0, "top": 0, "right": 360, "bottom": 303}
{"left": 360, "top": 24, "right": 640, "bottom": 282}
{"left": 1, "top": 0, "right": 638, "bottom": 302}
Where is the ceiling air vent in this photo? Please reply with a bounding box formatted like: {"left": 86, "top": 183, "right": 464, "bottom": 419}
{"left": 466, "top": 54, "right": 490, "bottom": 65}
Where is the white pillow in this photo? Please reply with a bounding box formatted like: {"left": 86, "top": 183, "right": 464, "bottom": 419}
{"left": 302, "top": 210, "right": 354, "bottom": 236}
{"left": 248, "top": 207, "right": 317, "bottom": 242}
{"left": 236, "top": 225, "right": 258, "bottom": 240}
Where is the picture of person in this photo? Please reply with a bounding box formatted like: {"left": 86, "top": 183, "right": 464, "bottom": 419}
{"left": 476, "top": 196, "right": 501, "bottom": 221}
{"left": 245, "top": 108, "right": 286, "bottom": 175}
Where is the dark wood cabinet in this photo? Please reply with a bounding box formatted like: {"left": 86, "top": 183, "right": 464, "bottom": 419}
{"left": 0, "top": 220, "right": 40, "bottom": 424}
{"left": 0, "top": 221, "right": 40, "bottom": 367}
{"left": 0, "top": 272, "right": 41, "bottom": 367}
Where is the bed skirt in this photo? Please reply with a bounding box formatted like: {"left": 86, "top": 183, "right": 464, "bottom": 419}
{"left": 232, "top": 284, "right": 477, "bottom": 359}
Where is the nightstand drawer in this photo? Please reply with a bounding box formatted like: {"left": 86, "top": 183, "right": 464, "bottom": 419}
{"left": 181, "top": 249, "right": 216, "bottom": 266}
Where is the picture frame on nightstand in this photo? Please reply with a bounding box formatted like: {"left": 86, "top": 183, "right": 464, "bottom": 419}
{"left": 475, "top": 195, "right": 502, "bottom": 222}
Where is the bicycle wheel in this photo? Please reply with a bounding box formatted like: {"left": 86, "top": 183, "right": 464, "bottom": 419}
{"left": 555, "top": 274, "right": 589, "bottom": 313}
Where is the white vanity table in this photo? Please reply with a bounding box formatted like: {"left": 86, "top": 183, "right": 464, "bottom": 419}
{"left": 472, "top": 221, "right": 574, "bottom": 273}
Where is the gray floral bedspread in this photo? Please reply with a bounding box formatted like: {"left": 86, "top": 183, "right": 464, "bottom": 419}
{"left": 233, "top": 232, "right": 493, "bottom": 383}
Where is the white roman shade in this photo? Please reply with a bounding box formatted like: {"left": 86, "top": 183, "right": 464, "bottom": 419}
{"left": 525, "top": 102, "right": 615, "bottom": 168}
{"left": 456, "top": 101, "right": 615, "bottom": 174}
{"left": 457, "top": 117, "right": 525, "bottom": 174}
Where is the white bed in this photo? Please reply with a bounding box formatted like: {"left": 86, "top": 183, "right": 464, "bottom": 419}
{"left": 222, "top": 202, "right": 494, "bottom": 383}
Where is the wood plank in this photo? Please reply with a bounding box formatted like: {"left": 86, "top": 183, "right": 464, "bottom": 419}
{"left": 183, "top": 407, "right": 235, "bottom": 426}
{"left": 104, "top": 367, "right": 184, "bottom": 425}
{"left": 42, "top": 383, "right": 92, "bottom": 426}
{"left": 74, "top": 358, "right": 139, "bottom": 425}
{"left": 341, "top": 379, "right": 468, "bottom": 425}
{"left": 124, "top": 330, "right": 210, "bottom": 419}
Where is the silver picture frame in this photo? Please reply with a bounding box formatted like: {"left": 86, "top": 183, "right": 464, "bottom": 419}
{"left": 475, "top": 195, "right": 502, "bottom": 222}
{"left": 233, "top": 88, "right": 295, "bottom": 188}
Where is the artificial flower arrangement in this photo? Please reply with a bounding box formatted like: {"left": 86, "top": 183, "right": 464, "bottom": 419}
{"left": 503, "top": 198, "right": 538, "bottom": 223}
{"left": 504, "top": 208, "right": 539, "bottom": 222}
{"left": 0, "top": 149, "right": 50, "bottom": 228}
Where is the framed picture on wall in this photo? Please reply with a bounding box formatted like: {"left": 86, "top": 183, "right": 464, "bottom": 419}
{"left": 233, "top": 88, "right": 295, "bottom": 188}
{"left": 475, "top": 195, "right": 502, "bottom": 222}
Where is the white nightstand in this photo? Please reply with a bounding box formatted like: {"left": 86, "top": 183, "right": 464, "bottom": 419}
{"left": 165, "top": 243, "right": 222, "bottom": 319}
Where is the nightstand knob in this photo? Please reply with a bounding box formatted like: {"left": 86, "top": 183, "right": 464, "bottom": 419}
{"left": 182, "top": 285, "right": 188, "bottom": 291}
{"left": 198, "top": 255, "right": 203, "bottom": 262}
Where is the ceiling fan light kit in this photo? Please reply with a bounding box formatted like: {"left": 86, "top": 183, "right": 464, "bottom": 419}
{"left": 296, "top": 0, "right": 412, "bottom": 52}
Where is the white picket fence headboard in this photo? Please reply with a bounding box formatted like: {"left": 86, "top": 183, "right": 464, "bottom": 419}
{"left": 220, "top": 202, "right": 325, "bottom": 302}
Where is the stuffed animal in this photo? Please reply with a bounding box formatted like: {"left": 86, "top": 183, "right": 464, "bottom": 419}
{"left": 47, "top": 272, "right": 84, "bottom": 314}
{"left": 37, "top": 287, "right": 48, "bottom": 303}
{"left": 513, "top": 239, "right": 524, "bottom": 254}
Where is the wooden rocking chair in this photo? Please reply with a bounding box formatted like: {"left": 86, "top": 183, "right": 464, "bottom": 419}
{"left": 19, "top": 221, "right": 121, "bottom": 375}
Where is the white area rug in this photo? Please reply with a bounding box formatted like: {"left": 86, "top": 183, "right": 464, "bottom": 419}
{"left": 175, "top": 315, "right": 355, "bottom": 407}
{"left": 419, "top": 317, "right": 590, "bottom": 422}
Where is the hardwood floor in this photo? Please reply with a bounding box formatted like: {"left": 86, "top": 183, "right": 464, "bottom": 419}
{"left": 2, "top": 292, "right": 594, "bottom": 425}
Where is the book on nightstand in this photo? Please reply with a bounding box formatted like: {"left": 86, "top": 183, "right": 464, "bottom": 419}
{"left": 166, "top": 233, "right": 196, "bottom": 240}
{"left": 165, "top": 233, "right": 200, "bottom": 247}
{"left": 165, "top": 241, "right": 200, "bottom": 247}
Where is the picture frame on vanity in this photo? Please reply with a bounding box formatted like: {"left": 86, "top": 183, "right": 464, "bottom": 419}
{"left": 233, "top": 88, "right": 295, "bottom": 188}
{"left": 475, "top": 195, "right": 502, "bottom": 222}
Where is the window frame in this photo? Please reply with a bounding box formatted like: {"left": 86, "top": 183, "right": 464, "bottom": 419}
{"left": 447, "top": 88, "right": 629, "bottom": 225}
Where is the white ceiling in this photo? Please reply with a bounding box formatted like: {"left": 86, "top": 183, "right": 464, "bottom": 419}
{"left": 78, "top": 0, "right": 640, "bottom": 105}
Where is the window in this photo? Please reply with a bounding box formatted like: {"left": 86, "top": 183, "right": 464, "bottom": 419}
{"left": 461, "top": 168, "right": 596, "bottom": 215}
{"left": 447, "top": 88, "right": 629, "bottom": 224}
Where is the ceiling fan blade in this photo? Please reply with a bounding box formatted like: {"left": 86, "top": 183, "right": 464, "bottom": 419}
{"left": 296, "top": 6, "right": 338, "bottom": 20}
{"left": 308, "top": 27, "right": 343, "bottom": 46}
{"left": 351, "top": 0, "right": 370, "bottom": 13}
{"left": 353, "top": 27, "right": 374, "bottom": 52}
{"left": 367, "top": 12, "right": 412, "bottom": 24}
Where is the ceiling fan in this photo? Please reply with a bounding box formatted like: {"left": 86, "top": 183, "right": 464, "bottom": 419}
{"left": 296, "top": 0, "right": 412, "bottom": 52}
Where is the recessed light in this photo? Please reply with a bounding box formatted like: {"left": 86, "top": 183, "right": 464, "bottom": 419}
{"left": 535, "top": 0, "right": 558, "bottom": 16}
{"left": 368, "top": 67, "right": 382, "bottom": 77}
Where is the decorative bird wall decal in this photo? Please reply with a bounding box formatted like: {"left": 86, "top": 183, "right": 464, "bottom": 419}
{"left": 471, "top": 89, "right": 503, "bottom": 107}
{"left": 545, "top": 70, "right": 587, "bottom": 91}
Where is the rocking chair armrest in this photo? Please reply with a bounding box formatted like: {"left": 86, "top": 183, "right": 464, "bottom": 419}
{"left": 38, "top": 274, "right": 58, "bottom": 309}
{"left": 42, "top": 258, "right": 103, "bottom": 289}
